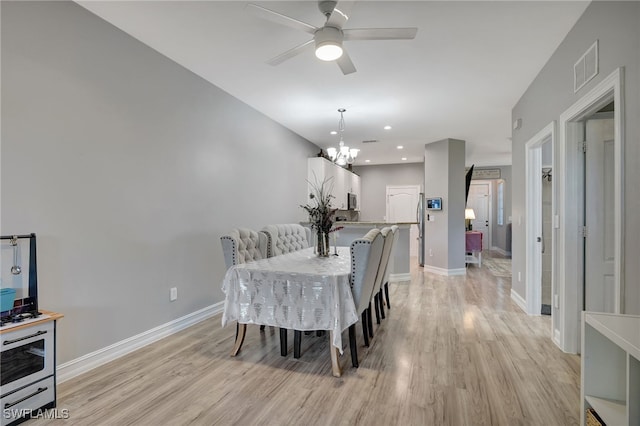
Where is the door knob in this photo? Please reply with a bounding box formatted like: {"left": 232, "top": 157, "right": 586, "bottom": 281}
{"left": 537, "top": 237, "right": 542, "bottom": 242}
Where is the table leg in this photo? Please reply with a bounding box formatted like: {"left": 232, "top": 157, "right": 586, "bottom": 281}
{"left": 329, "top": 330, "right": 342, "bottom": 377}
{"left": 478, "top": 251, "right": 482, "bottom": 267}
{"left": 231, "top": 323, "right": 247, "bottom": 356}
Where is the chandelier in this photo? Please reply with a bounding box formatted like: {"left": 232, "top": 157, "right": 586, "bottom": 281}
{"left": 327, "top": 108, "right": 359, "bottom": 166}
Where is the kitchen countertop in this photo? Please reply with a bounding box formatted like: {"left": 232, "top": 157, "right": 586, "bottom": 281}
{"left": 332, "top": 221, "right": 417, "bottom": 226}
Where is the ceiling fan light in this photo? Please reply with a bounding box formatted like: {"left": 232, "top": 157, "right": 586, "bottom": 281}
{"left": 315, "top": 43, "right": 343, "bottom": 61}
{"left": 340, "top": 145, "right": 350, "bottom": 156}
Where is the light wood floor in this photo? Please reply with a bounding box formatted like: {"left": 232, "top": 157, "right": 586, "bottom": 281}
{"left": 35, "top": 254, "right": 580, "bottom": 425}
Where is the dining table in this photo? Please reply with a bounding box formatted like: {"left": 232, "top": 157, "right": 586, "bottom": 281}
{"left": 221, "top": 246, "right": 357, "bottom": 377}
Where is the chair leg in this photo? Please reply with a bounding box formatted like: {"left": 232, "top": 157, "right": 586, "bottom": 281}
{"left": 379, "top": 291, "right": 386, "bottom": 319}
{"left": 260, "top": 325, "right": 266, "bottom": 331}
{"left": 231, "top": 323, "right": 247, "bottom": 356}
{"left": 384, "top": 282, "right": 391, "bottom": 309}
{"left": 367, "top": 304, "right": 374, "bottom": 339}
{"left": 349, "top": 324, "right": 358, "bottom": 368}
{"left": 361, "top": 312, "right": 370, "bottom": 347}
{"left": 374, "top": 295, "right": 381, "bottom": 324}
{"left": 294, "top": 330, "right": 302, "bottom": 358}
{"left": 279, "top": 328, "right": 288, "bottom": 356}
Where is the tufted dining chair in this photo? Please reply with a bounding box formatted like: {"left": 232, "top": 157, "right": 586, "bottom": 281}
{"left": 383, "top": 225, "right": 399, "bottom": 311}
{"left": 220, "top": 228, "right": 268, "bottom": 355}
{"left": 371, "top": 227, "right": 395, "bottom": 328}
{"left": 348, "top": 228, "right": 384, "bottom": 368}
{"left": 261, "top": 224, "right": 311, "bottom": 257}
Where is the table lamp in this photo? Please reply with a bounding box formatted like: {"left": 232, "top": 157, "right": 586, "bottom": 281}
{"left": 465, "top": 208, "right": 476, "bottom": 231}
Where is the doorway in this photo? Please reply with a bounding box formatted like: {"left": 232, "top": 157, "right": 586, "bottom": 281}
{"left": 467, "top": 182, "right": 491, "bottom": 250}
{"left": 525, "top": 122, "right": 555, "bottom": 318}
{"left": 386, "top": 185, "right": 421, "bottom": 257}
{"left": 556, "top": 68, "right": 624, "bottom": 353}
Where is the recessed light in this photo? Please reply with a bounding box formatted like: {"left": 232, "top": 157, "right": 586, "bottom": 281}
{"left": 397, "top": 145, "right": 403, "bottom": 150}
{"left": 330, "top": 131, "right": 337, "bottom": 135}
{"left": 365, "top": 159, "right": 371, "bottom": 163}
{"left": 401, "top": 157, "right": 407, "bottom": 161}
{"left": 384, "top": 125, "right": 392, "bottom": 130}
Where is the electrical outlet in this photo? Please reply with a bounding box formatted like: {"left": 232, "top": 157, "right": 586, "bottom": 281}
{"left": 554, "top": 294, "right": 559, "bottom": 309}
{"left": 170, "top": 287, "right": 178, "bottom": 302}
{"left": 518, "top": 272, "right": 521, "bottom": 282}
{"left": 429, "top": 249, "right": 433, "bottom": 257}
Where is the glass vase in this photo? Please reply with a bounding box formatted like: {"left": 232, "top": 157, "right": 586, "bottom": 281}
{"left": 316, "top": 230, "right": 330, "bottom": 257}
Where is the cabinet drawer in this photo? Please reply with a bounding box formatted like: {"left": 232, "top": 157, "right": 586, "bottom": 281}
{"left": 1, "top": 376, "right": 55, "bottom": 426}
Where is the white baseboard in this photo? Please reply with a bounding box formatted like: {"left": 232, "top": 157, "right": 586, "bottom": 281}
{"left": 423, "top": 265, "right": 467, "bottom": 276}
{"left": 553, "top": 328, "right": 562, "bottom": 349}
{"left": 491, "top": 246, "right": 512, "bottom": 257}
{"left": 390, "top": 273, "right": 411, "bottom": 282}
{"left": 57, "top": 302, "right": 224, "bottom": 383}
{"left": 510, "top": 289, "right": 527, "bottom": 313}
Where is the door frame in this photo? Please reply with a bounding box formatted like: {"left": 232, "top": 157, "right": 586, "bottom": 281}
{"left": 525, "top": 122, "right": 555, "bottom": 317}
{"left": 557, "top": 67, "right": 624, "bottom": 353}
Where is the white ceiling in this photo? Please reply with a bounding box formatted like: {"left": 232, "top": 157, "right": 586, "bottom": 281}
{"left": 77, "top": 1, "right": 589, "bottom": 167}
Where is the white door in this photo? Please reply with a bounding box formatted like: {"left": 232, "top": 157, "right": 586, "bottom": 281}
{"left": 387, "top": 185, "right": 420, "bottom": 257}
{"left": 584, "top": 117, "right": 615, "bottom": 313}
{"left": 467, "top": 182, "right": 491, "bottom": 249}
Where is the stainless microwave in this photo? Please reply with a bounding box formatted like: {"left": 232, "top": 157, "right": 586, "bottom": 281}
{"left": 347, "top": 193, "right": 357, "bottom": 210}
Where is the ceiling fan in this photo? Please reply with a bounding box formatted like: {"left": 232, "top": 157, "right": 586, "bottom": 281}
{"left": 247, "top": 1, "right": 418, "bottom": 75}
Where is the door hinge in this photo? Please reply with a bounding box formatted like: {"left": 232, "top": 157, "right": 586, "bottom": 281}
{"left": 582, "top": 226, "right": 588, "bottom": 238}
{"left": 582, "top": 140, "right": 587, "bottom": 153}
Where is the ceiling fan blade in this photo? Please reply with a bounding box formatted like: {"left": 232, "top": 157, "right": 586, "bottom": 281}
{"left": 246, "top": 3, "right": 317, "bottom": 35}
{"left": 336, "top": 49, "right": 357, "bottom": 75}
{"left": 343, "top": 27, "right": 418, "bottom": 41}
{"left": 326, "top": 1, "right": 356, "bottom": 28}
{"left": 266, "top": 39, "right": 315, "bottom": 66}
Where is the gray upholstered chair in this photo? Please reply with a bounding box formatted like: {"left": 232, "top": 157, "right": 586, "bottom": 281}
{"left": 220, "top": 228, "right": 268, "bottom": 355}
{"left": 220, "top": 228, "right": 267, "bottom": 269}
{"left": 383, "top": 225, "right": 399, "bottom": 310}
{"left": 348, "top": 228, "right": 384, "bottom": 368}
{"left": 371, "top": 227, "right": 395, "bottom": 327}
{"left": 261, "top": 224, "right": 311, "bottom": 257}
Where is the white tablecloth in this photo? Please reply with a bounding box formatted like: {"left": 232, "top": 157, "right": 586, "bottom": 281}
{"left": 221, "top": 247, "right": 357, "bottom": 353}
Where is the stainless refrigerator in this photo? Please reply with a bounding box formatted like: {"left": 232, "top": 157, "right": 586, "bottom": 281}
{"left": 417, "top": 193, "right": 425, "bottom": 266}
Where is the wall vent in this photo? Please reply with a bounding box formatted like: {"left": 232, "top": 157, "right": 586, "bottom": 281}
{"left": 362, "top": 139, "right": 378, "bottom": 144}
{"left": 574, "top": 40, "right": 598, "bottom": 93}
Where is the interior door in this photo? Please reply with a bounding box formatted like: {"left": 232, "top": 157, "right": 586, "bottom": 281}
{"left": 467, "top": 182, "right": 491, "bottom": 249}
{"left": 387, "top": 186, "right": 420, "bottom": 257}
{"left": 584, "top": 117, "right": 615, "bottom": 312}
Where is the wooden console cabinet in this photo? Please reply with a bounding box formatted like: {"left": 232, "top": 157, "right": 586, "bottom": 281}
{"left": 0, "top": 311, "right": 63, "bottom": 426}
{"left": 581, "top": 312, "right": 640, "bottom": 426}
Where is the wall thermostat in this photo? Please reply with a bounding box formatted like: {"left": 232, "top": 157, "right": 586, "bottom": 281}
{"left": 426, "top": 197, "right": 442, "bottom": 210}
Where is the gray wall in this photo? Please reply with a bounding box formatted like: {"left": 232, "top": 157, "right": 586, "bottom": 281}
{"left": 352, "top": 162, "right": 424, "bottom": 221}
{"left": 1, "top": 1, "right": 318, "bottom": 363}
{"left": 424, "top": 139, "right": 466, "bottom": 271}
{"left": 511, "top": 1, "right": 640, "bottom": 312}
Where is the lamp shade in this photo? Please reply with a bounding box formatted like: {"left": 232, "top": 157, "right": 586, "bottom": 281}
{"left": 465, "top": 208, "right": 476, "bottom": 220}
{"left": 314, "top": 27, "right": 344, "bottom": 61}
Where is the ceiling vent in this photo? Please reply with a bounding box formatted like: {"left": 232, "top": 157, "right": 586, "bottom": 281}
{"left": 362, "top": 139, "right": 378, "bottom": 144}
{"left": 574, "top": 40, "right": 598, "bottom": 93}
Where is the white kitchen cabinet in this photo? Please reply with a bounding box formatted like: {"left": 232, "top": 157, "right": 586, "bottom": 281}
{"left": 307, "top": 158, "right": 360, "bottom": 210}
{"left": 581, "top": 312, "right": 640, "bottom": 426}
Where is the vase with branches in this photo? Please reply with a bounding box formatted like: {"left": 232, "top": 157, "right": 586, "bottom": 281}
{"left": 301, "top": 175, "right": 337, "bottom": 257}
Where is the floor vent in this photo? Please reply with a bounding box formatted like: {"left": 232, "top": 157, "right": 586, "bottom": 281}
{"left": 574, "top": 40, "right": 598, "bottom": 93}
